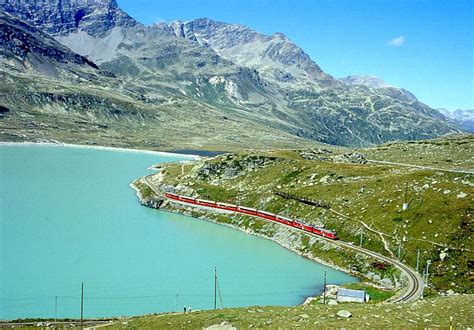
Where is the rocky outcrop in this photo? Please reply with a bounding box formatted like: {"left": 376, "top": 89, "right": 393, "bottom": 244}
{"left": 332, "top": 152, "right": 368, "bottom": 164}
{"left": 130, "top": 179, "right": 165, "bottom": 209}
{"left": 0, "top": 0, "right": 138, "bottom": 36}
{"left": 191, "top": 154, "right": 278, "bottom": 181}
{"left": 299, "top": 148, "right": 333, "bottom": 161}
{"left": 299, "top": 149, "right": 367, "bottom": 164}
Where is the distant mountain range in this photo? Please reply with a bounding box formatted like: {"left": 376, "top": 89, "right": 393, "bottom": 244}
{"left": 438, "top": 108, "right": 474, "bottom": 132}
{"left": 0, "top": 0, "right": 465, "bottom": 149}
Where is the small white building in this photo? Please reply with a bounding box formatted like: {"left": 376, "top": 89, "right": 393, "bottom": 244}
{"left": 336, "top": 288, "right": 369, "bottom": 303}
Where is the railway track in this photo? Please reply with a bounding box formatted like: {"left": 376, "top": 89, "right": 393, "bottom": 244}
{"left": 265, "top": 220, "right": 423, "bottom": 303}
{"left": 335, "top": 240, "right": 423, "bottom": 303}
{"left": 139, "top": 177, "right": 424, "bottom": 303}
{"left": 159, "top": 195, "right": 423, "bottom": 303}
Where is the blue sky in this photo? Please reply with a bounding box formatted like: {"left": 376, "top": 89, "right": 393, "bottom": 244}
{"left": 117, "top": 0, "right": 473, "bottom": 110}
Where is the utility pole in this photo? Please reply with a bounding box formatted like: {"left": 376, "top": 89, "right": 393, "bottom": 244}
{"left": 359, "top": 228, "right": 364, "bottom": 246}
{"left": 423, "top": 263, "right": 427, "bottom": 282}
{"left": 80, "top": 282, "right": 84, "bottom": 329}
{"left": 425, "top": 260, "right": 432, "bottom": 286}
{"left": 397, "top": 241, "right": 401, "bottom": 260}
{"left": 175, "top": 293, "right": 178, "bottom": 312}
{"left": 323, "top": 270, "right": 327, "bottom": 304}
{"left": 402, "top": 183, "right": 409, "bottom": 211}
{"left": 415, "top": 249, "right": 420, "bottom": 273}
{"left": 214, "top": 267, "right": 217, "bottom": 310}
{"left": 54, "top": 295, "right": 57, "bottom": 322}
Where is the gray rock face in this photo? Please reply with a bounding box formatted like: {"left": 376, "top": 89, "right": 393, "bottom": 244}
{"left": 0, "top": 10, "right": 98, "bottom": 70}
{"left": 0, "top": 0, "right": 138, "bottom": 36}
{"left": 171, "top": 18, "right": 331, "bottom": 85}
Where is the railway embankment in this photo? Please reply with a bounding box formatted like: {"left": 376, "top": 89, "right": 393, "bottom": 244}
{"left": 131, "top": 175, "right": 404, "bottom": 301}
{"left": 132, "top": 136, "right": 473, "bottom": 297}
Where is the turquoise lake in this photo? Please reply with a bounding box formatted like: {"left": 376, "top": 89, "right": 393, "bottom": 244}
{"left": 0, "top": 145, "right": 356, "bottom": 319}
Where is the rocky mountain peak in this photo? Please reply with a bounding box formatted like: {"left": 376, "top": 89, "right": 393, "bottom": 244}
{"left": 0, "top": 0, "right": 138, "bottom": 36}
{"left": 0, "top": 10, "right": 99, "bottom": 78}
{"left": 272, "top": 32, "right": 288, "bottom": 40}
{"left": 339, "top": 75, "right": 393, "bottom": 88}
{"left": 170, "top": 18, "right": 330, "bottom": 84}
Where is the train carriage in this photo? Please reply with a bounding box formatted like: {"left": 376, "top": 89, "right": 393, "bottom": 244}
{"left": 216, "top": 202, "right": 238, "bottom": 211}
{"left": 196, "top": 199, "right": 217, "bottom": 207}
{"left": 237, "top": 206, "right": 258, "bottom": 216}
{"left": 256, "top": 210, "right": 277, "bottom": 221}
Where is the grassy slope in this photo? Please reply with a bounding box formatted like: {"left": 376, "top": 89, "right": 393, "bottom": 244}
{"left": 152, "top": 135, "right": 473, "bottom": 293}
{"left": 0, "top": 69, "right": 319, "bottom": 152}
{"left": 108, "top": 294, "right": 473, "bottom": 329}
{"left": 363, "top": 134, "right": 474, "bottom": 170}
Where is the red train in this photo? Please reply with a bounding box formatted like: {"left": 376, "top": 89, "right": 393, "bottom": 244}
{"left": 164, "top": 193, "right": 338, "bottom": 240}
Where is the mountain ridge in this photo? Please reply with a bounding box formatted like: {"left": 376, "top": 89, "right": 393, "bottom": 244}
{"left": 170, "top": 17, "right": 332, "bottom": 86}
{"left": 0, "top": 0, "right": 138, "bottom": 36}
{"left": 0, "top": 9, "right": 316, "bottom": 150}
{"left": 0, "top": 0, "right": 465, "bottom": 148}
{"left": 439, "top": 108, "right": 474, "bottom": 132}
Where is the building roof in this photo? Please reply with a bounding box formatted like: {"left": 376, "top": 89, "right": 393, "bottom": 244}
{"left": 337, "top": 288, "right": 366, "bottom": 299}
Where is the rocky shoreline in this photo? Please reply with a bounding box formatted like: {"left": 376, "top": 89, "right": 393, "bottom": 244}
{"left": 130, "top": 177, "right": 400, "bottom": 298}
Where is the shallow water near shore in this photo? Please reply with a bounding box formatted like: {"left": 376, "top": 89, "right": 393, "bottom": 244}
{"left": 0, "top": 145, "right": 356, "bottom": 319}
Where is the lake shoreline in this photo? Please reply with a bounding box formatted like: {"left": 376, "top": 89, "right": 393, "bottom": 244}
{"left": 0, "top": 141, "right": 201, "bottom": 160}
{"left": 130, "top": 178, "right": 363, "bottom": 307}
{"left": 3, "top": 144, "right": 342, "bottom": 319}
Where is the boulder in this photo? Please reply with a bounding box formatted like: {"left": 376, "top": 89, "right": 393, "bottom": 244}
{"left": 337, "top": 310, "right": 352, "bottom": 318}
{"left": 457, "top": 192, "right": 467, "bottom": 198}
{"left": 446, "top": 289, "right": 455, "bottom": 296}
{"left": 440, "top": 251, "right": 448, "bottom": 261}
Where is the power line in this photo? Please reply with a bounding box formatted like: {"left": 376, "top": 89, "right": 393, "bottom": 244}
{"left": 415, "top": 249, "right": 420, "bottom": 273}
{"left": 3, "top": 290, "right": 311, "bottom": 305}
{"left": 323, "top": 270, "right": 327, "bottom": 305}
{"left": 214, "top": 267, "right": 217, "bottom": 310}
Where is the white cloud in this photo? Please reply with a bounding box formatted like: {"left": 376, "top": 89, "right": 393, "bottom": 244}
{"left": 387, "top": 36, "right": 406, "bottom": 47}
